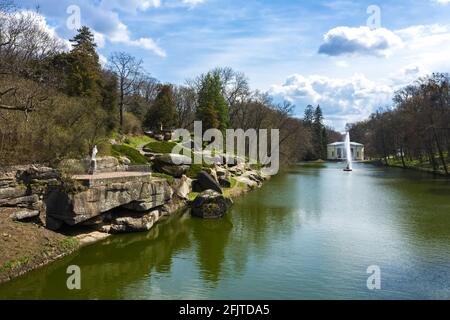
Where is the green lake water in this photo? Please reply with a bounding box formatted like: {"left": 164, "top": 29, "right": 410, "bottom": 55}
{"left": 1, "top": 162, "right": 450, "bottom": 299}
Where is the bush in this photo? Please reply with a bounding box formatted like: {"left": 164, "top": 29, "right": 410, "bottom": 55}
{"left": 111, "top": 144, "right": 148, "bottom": 165}
{"left": 122, "top": 112, "right": 143, "bottom": 135}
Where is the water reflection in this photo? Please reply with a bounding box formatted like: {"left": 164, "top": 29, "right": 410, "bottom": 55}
{"left": 1, "top": 162, "right": 450, "bottom": 299}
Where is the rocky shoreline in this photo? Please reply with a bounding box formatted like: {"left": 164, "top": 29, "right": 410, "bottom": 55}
{"left": 0, "top": 156, "right": 270, "bottom": 284}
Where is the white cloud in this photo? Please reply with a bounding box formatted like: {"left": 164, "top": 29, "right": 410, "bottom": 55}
{"left": 182, "top": 0, "right": 205, "bottom": 6}
{"left": 80, "top": 5, "right": 166, "bottom": 57}
{"left": 434, "top": 0, "right": 450, "bottom": 4}
{"left": 318, "top": 26, "right": 403, "bottom": 57}
{"left": 393, "top": 24, "right": 450, "bottom": 73}
{"left": 128, "top": 38, "right": 167, "bottom": 57}
{"left": 389, "top": 64, "right": 429, "bottom": 88}
{"left": 92, "top": 31, "right": 106, "bottom": 48}
{"left": 270, "top": 73, "right": 393, "bottom": 129}
{"left": 98, "top": 53, "right": 108, "bottom": 67}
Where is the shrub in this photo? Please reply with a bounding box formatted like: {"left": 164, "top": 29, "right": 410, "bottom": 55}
{"left": 122, "top": 112, "right": 143, "bottom": 135}
{"left": 59, "top": 237, "right": 79, "bottom": 251}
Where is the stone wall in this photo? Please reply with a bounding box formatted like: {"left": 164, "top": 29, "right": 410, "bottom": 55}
{"left": 0, "top": 165, "right": 60, "bottom": 224}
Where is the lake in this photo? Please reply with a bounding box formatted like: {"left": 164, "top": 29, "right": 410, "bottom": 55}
{"left": 1, "top": 162, "right": 450, "bottom": 299}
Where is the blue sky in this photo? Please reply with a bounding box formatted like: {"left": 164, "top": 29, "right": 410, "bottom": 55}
{"left": 15, "top": 0, "right": 450, "bottom": 130}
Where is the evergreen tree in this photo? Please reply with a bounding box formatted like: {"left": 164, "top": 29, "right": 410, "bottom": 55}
{"left": 144, "top": 84, "right": 177, "bottom": 131}
{"left": 312, "top": 105, "right": 327, "bottom": 159}
{"left": 99, "top": 70, "right": 119, "bottom": 132}
{"left": 196, "top": 73, "right": 229, "bottom": 131}
{"left": 65, "top": 26, "right": 101, "bottom": 100}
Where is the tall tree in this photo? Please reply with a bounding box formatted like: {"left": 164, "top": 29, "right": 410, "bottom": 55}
{"left": 108, "top": 52, "right": 143, "bottom": 131}
{"left": 64, "top": 26, "right": 101, "bottom": 100}
{"left": 312, "top": 105, "right": 327, "bottom": 159}
{"left": 304, "top": 104, "right": 314, "bottom": 126}
{"left": 144, "top": 84, "right": 177, "bottom": 131}
{"left": 196, "top": 73, "right": 229, "bottom": 131}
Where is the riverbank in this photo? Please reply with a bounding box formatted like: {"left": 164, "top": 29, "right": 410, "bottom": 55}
{"left": 367, "top": 158, "right": 450, "bottom": 177}
{"left": 0, "top": 161, "right": 269, "bottom": 284}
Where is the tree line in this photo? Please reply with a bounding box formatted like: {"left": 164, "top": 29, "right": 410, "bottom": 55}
{"left": 0, "top": 2, "right": 339, "bottom": 167}
{"left": 348, "top": 73, "right": 450, "bottom": 175}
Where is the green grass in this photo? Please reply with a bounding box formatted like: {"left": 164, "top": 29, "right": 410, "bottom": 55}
{"left": 111, "top": 144, "right": 148, "bottom": 165}
{"left": 229, "top": 176, "right": 237, "bottom": 189}
{"left": 123, "top": 135, "right": 156, "bottom": 149}
{"left": 186, "top": 163, "right": 203, "bottom": 179}
{"left": 0, "top": 256, "right": 31, "bottom": 273}
{"left": 151, "top": 172, "right": 175, "bottom": 184}
{"left": 144, "top": 141, "right": 178, "bottom": 154}
{"left": 59, "top": 237, "right": 79, "bottom": 251}
{"left": 188, "top": 192, "right": 200, "bottom": 202}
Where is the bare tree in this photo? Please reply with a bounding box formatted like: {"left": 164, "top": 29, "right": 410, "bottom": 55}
{"left": 173, "top": 85, "right": 197, "bottom": 129}
{"left": 108, "top": 52, "right": 143, "bottom": 131}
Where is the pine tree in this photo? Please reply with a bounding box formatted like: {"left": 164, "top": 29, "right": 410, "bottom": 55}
{"left": 65, "top": 26, "right": 101, "bottom": 100}
{"left": 196, "top": 73, "right": 229, "bottom": 132}
{"left": 312, "top": 105, "right": 326, "bottom": 159}
{"left": 144, "top": 84, "right": 177, "bottom": 131}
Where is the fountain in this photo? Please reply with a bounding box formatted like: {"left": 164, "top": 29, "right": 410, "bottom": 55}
{"left": 343, "top": 132, "right": 353, "bottom": 172}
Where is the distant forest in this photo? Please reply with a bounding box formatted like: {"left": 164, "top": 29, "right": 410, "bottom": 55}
{"left": 348, "top": 73, "right": 450, "bottom": 175}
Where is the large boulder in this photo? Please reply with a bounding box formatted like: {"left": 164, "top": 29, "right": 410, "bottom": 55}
{"left": 202, "top": 167, "right": 219, "bottom": 183}
{"left": 9, "top": 209, "right": 40, "bottom": 221}
{"left": 46, "top": 177, "right": 173, "bottom": 226}
{"left": 235, "top": 176, "right": 259, "bottom": 189}
{"left": 216, "top": 167, "right": 232, "bottom": 188}
{"left": 110, "top": 210, "right": 160, "bottom": 233}
{"left": 196, "top": 171, "right": 222, "bottom": 194}
{"left": 155, "top": 154, "right": 192, "bottom": 166}
{"left": 96, "top": 157, "right": 121, "bottom": 173}
{"left": 156, "top": 165, "right": 190, "bottom": 178}
{"left": 153, "top": 154, "right": 192, "bottom": 178}
{"left": 0, "top": 186, "right": 27, "bottom": 203}
{"left": 22, "top": 165, "right": 60, "bottom": 182}
{"left": 172, "top": 175, "right": 192, "bottom": 200}
{"left": 242, "top": 170, "right": 263, "bottom": 184}
{"left": 218, "top": 177, "right": 231, "bottom": 188}
{"left": 191, "top": 190, "right": 233, "bottom": 219}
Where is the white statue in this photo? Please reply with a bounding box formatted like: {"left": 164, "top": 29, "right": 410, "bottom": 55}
{"left": 91, "top": 145, "right": 98, "bottom": 161}
{"left": 89, "top": 145, "right": 98, "bottom": 175}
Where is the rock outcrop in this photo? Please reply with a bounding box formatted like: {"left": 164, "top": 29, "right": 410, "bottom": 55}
{"left": 46, "top": 176, "right": 173, "bottom": 226}
{"left": 9, "top": 209, "right": 40, "bottom": 221}
{"left": 0, "top": 165, "right": 59, "bottom": 224}
{"left": 172, "top": 175, "right": 192, "bottom": 200}
{"left": 153, "top": 154, "right": 192, "bottom": 178}
{"left": 195, "top": 171, "right": 223, "bottom": 194}
{"left": 109, "top": 210, "right": 161, "bottom": 233}
{"left": 191, "top": 190, "right": 233, "bottom": 219}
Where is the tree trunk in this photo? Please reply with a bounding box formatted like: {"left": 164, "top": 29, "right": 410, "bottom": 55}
{"left": 400, "top": 145, "right": 406, "bottom": 168}
{"left": 119, "top": 93, "right": 124, "bottom": 132}
{"left": 433, "top": 128, "right": 449, "bottom": 175}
